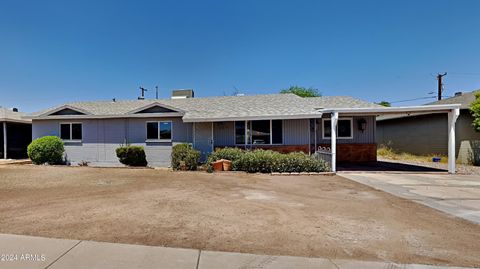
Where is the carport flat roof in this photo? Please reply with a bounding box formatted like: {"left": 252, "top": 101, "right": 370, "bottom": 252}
{"left": 319, "top": 104, "right": 461, "bottom": 115}
{"left": 0, "top": 108, "right": 31, "bottom": 124}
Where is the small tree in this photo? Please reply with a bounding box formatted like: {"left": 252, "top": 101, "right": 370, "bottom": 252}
{"left": 280, "top": 86, "right": 321, "bottom": 97}
{"left": 470, "top": 92, "right": 480, "bottom": 132}
{"left": 376, "top": 101, "right": 391, "bottom": 107}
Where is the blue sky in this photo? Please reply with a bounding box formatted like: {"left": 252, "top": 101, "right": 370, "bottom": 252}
{"left": 1, "top": 0, "right": 479, "bottom": 112}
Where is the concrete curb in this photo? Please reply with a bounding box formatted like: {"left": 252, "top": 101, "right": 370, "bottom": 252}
{"left": 0, "top": 234, "right": 477, "bottom": 269}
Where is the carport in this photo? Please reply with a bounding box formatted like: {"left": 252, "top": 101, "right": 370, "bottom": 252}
{"left": 0, "top": 108, "right": 32, "bottom": 159}
{"left": 319, "top": 104, "right": 461, "bottom": 174}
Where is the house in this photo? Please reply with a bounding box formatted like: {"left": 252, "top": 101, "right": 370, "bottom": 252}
{"left": 376, "top": 90, "right": 480, "bottom": 164}
{"left": 27, "top": 90, "right": 461, "bottom": 172}
{"left": 0, "top": 107, "right": 32, "bottom": 159}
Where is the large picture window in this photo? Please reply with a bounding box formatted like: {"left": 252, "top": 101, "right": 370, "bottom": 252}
{"left": 60, "top": 123, "right": 82, "bottom": 141}
{"left": 322, "top": 118, "right": 353, "bottom": 139}
{"left": 146, "top": 121, "right": 172, "bottom": 141}
{"left": 235, "top": 120, "right": 283, "bottom": 145}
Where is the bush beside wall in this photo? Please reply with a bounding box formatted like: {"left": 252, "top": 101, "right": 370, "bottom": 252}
{"left": 171, "top": 144, "right": 200, "bottom": 171}
{"left": 116, "top": 146, "right": 148, "bottom": 166}
{"left": 27, "top": 136, "right": 65, "bottom": 165}
{"left": 207, "top": 148, "right": 328, "bottom": 173}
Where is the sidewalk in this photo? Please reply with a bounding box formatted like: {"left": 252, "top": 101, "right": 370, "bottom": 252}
{"left": 0, "top": 234, "right": 477, "bottom": 269}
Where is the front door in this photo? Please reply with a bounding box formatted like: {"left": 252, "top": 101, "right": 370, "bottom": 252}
{"left": 194, "top": 122, "right": 213, "bottom": 161}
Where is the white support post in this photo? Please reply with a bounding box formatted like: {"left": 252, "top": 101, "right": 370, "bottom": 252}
{"left": 331, "top": 112, "right": 338, "bottom": 172}
{"left": 3, "top": 122, "right": 7, "bottom": 159}
{"left": 448, "top": 108, "right": 460, "bottom": 174}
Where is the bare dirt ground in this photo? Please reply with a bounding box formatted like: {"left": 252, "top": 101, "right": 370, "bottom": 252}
{"left": 0, "top": 165, "right": 479, "bottom": 267}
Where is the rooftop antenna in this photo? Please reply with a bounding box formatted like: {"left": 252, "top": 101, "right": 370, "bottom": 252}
{"left": 155, "top": 86, "right": 159, "bottom": 99}
{"left": 138, "top": 86, "right": 148, "bottom": 100}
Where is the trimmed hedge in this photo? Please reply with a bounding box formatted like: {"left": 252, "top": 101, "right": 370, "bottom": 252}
{"left": 27, "top": 136, "right": 65, "bottom": 165}
{"left": 171, "top": 144, "right": 200, "bottom": 171}
{"left": 207, "top": 148, "right": 328, "bottom": 173}
{"left": 207, "top": 147, "right": 244, "bottom": 164}
{"left": 116, "top": 146, "right": 148, "bottom": 166}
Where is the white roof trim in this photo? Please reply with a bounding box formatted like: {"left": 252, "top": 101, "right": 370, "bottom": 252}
{"left": 319, "top": 104, "right": 461, "bottom": 115}
{"left": 29, "top": 112, "right": 184, "bottom": 120}
{"left": 126, "top": 102, "right": 185, "bottom": 114}
{"left": 182, "top": 113, "right": 323, "bottom": 122}
{"left": 37, "top": 105, "right": 92, "bottom": 117}
{"left": 0, "top": 118, "right": 32, "bottom": 124}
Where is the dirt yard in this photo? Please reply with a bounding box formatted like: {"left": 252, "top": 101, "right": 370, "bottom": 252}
{"left": 0, "top": 165, "right": 479, "bottom": 267}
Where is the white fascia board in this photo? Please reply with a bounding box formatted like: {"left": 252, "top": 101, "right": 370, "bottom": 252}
{"left": 29, "top": 112, "right": 184, "bottom": 120}
{"left": 182, "top": 113, "right": 323, "bottom": 123}
{"left": 319, "top": 104, "right": 462, "bottom": 115}
{"left": 0, "top": 118, "right": 32, "bottom": 124}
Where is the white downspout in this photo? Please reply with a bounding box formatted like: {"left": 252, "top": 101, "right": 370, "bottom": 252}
{"left": 448, "top": 108, "right": 460, "bottom": 174}
{"left": 3, "top": 122, "right": 6, "bottom": 159}
{"left": 331, "top": 112, "right": 338, "bottom": 172}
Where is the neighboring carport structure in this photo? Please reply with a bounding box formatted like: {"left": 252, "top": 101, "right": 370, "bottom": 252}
{"left": 0, "top": 108, "right": 32, "bottom": 159}
{"left": 320, "top": 104, "right": 461, "bottom": 174}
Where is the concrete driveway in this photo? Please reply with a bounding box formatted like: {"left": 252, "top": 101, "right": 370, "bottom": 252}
{"left": 339, "top": 172, "right": 480, "bottom": 224}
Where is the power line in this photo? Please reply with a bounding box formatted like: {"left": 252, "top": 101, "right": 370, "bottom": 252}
{"left": 389, "top": 96, "right": 437, "bottom": 104}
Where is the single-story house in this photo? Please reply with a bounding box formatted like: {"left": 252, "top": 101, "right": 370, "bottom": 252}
{"left": 27, "top": 90, "right": 461, "bottom": 173}
{"left": 0, "top": 107, "right": 32, "bottom": 159}
{"left": 377, "top": 90, "right": 480, "bottom": 164}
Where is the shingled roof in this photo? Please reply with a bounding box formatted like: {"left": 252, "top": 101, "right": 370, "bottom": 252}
{"left": 0, "top": 108, "right": 31, "bottom": 123}
{"left": 426, "top": 90, "right": 480, "bottom": 109}
{"left": 29, "top": 93, "right": 380, "bottom": 121}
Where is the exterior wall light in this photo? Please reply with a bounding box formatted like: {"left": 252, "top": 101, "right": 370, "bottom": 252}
{"left": 358, "top": 118, "right": 367, "bottom": 132}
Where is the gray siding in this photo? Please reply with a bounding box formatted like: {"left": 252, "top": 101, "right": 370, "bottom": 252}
{"left": 284, "top": 119, "right": 310, "bottom": 145}
{"left": 316, "top": 116, "right": 376, "bottom": 144}
{"left": 376, "top": 110, "right": 480, "bottom": 157}
{"left": 32, "top": 117, "right": 192, "bottom": 167}
{"left": 213, "top": 121, "right": 234, "bottom": 146}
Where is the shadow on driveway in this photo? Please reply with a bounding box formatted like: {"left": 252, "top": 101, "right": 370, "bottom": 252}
{"left": 338, "top": 161, "right": 446, "bottom": 173}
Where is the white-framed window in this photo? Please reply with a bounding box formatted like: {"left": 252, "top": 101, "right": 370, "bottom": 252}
{"left": 60, "top": 123, "right": 82, "bottom": 141}
{"left": 322, "top": 118, "right": 353, "bottom": 139}
{"left": 235, "top": 120, "right": 283, "bottom": 145}
{"left": 146, "top": 121, "right": 172, "bottom": 142}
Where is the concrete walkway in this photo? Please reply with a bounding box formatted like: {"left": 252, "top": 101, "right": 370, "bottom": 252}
{"left": 339, "top": 172, "right": 480, "bottom": 224}
{"left": 0, "top": 234, "right": 477, "bottom": 269}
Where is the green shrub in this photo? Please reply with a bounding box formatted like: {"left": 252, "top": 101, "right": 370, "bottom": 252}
{"left": 232, "top": 149, "right": 328, "bottom": 173}
{"left": 116, "top": 146, "right": 148, "bottom": 166}
{"left": 27, "top": 136, "right": 65, "bottom": 165}
{"left": 171, "top": 144, "right": 200, "bottom": 170}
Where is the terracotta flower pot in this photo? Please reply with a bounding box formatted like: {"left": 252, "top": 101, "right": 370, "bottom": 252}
{"left": 212, "top": 160, "right": 224, "bottom": 172}
{"left": 222, "top": 160, "right": 232, "bottom": 171}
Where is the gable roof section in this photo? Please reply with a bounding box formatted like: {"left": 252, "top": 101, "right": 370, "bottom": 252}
{"left": 28, "top": 93, "right": 382, "bottom": 121}
{"left": 40, "top": 105, "right": 91, "bottom": 117}
{"left": 127, "top": 102, "right": 184, "bottom": 115}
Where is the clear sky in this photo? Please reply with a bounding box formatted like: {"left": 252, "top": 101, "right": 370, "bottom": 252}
{"left": 1, "top": 0, "right": 479, "bottom": 112}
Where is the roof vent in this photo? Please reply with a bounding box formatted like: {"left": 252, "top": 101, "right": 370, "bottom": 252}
{"left": 12, "top": 108, "right": 18, "bottom": 112}
{"left": 454, "top": 92, "right": 462, "bottom": 97}
{"left": 171, "top": 89, "right": 194, "bottom": 99}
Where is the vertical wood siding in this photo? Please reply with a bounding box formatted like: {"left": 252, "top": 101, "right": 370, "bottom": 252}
{"left": 32, "top": 117, "right": 192, "bottom": 167}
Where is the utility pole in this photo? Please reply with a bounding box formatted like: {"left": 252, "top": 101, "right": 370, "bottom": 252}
{"left": 155, "top": 86, "right": 159, "bottom": 99}
{"left": 437, "top": 72, "right": 447, "bottom": 100}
